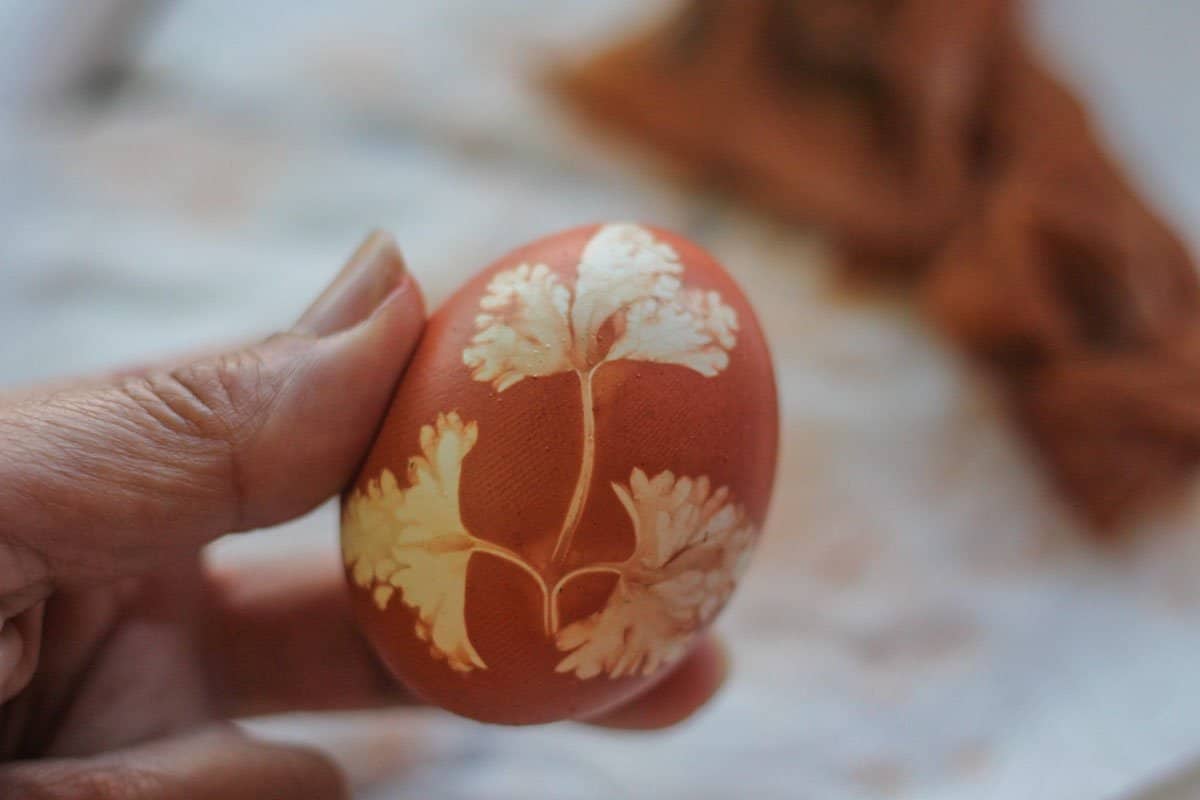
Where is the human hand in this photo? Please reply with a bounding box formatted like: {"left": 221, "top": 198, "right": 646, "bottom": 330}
{"left": 0, "top": 233, "right": 729, "bottom": 799}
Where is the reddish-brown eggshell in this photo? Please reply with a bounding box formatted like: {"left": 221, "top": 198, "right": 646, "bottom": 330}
{"left": 341, "top": 222, "right": 778, "bottom": 724}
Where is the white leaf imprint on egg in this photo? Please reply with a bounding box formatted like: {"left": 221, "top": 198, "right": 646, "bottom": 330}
{"left": 553, "top": 469, "right": 756, "bottom": 679}
{"left": 347, "top": 224, "right": 756, "bottom": 678}
{"left": 342, "top": 412, "right": 543, "bottom": 673}
{"left": 462, "top": 263, "right": 574, "bottom": 390}
{"left": 463, "top": 223, "right": 744, "bottom": 568}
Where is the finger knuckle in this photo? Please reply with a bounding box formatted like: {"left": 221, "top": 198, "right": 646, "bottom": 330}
{"left": 122, "top": 345, "right": 286, "bottom": 444}
{"left": 114, "top": 351, "right": 285, "bottom": 531}
{"left": 169, "top": 353, "right": 264, "bottom": 441}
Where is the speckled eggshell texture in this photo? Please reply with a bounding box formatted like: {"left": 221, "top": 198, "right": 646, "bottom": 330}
{"left": 341, "top": 222, "right": 778, "bottom": 724}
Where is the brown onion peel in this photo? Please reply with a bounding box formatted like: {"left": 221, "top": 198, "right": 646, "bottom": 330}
{"left": 558, "top": 0, "right": 1200, "bottom": 532}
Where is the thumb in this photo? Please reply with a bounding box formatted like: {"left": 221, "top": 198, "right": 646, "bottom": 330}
{"left": 0, "top": 232, "right": 424, "bottom": 592}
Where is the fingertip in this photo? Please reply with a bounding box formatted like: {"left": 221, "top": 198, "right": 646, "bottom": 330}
{"left": 318, "top": 268, "right": 426, "bottom": 377}
{"left": 369, "top": 269, "right": 427, "bottom": 340}
{"left": 294, "top": 230, "right": 411, "bottom": 338}
{"left": 0, "top": 606, "right": 43, "bottom": 705}
{"left": 583, "top": 636, "right": 730, "bottom": 731}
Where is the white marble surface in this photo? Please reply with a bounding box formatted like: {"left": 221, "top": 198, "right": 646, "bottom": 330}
{"left": 1, "top": 2, "right": 1200, "bottom": 799}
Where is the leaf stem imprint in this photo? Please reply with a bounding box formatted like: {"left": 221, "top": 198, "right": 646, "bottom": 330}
{"left": 473, "top": 539, "right": 553, "bottom": 634}
{"left": 548, "top": 563, "right": 627, "bottom": 634}
{"left": 550, "top": 366, "right": 599, "bottom": 567}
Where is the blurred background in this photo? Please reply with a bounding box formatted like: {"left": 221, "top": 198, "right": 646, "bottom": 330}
{"left": 2, "top": 1, "right": 1200, "bottom": 798}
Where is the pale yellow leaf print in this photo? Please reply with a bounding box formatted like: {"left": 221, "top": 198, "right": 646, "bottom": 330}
{"left": 463, "top": 263, "right": 573, "bottom": 391}
{"left": 570, "top": 223, "right": 684, "bottom": 365}
{"left": 554, "top": 469, "right": 756, "bottom": 679}
{"left": 457, "top": 224, "right": 746, "bottom": 637}
{"left": 342, "top": 412, "right": 488, "bottom": 673}
{"left": 462, "top": 224, "right": 738, "bottom": 385}
{"left": 554, "top": 580, "right": 690, "bottom": 679}
{"left": 607, "top": 288, "right": 739, "bottom": 376}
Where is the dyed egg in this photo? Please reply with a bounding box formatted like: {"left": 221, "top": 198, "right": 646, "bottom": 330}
{"left": 341, "top": 223, "right": 778, "bottom": 724}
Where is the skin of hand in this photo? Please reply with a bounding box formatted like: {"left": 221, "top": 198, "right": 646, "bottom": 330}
{"left": 0, "top": 233, "right": 729, "bottom": 800}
